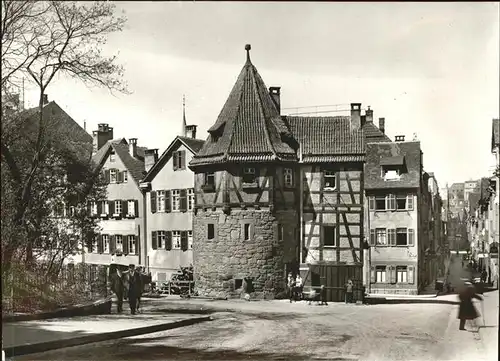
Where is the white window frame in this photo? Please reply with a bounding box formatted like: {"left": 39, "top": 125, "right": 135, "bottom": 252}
{"left": 103, "top": 235, "right": 110, "bottom": 253}
{"left": 188, "top": 188, "right": 195, "bottom": 211}
{"left": 396, "top": 228, "right": 408, "bottom": 246}
{"left": 376, "top": 266, "right": 386, "bottom": 283}
{"left": 172, "top": 231, "right": 181, "bottom": 249}
{"left": 90, "top": 202, "right": 98, "bottom": 216}
{"left": 324, "top": 170, "right": 336, "bottom": 190}
{"left": 110, "top": 169, "right": 117, "bottom": 183}
{"left": 188, "top": 230, "right": 193, "bottom": 249}
{"left": 386, "top": 194, "right": 396, "bottom": 211}
{"left": 376, "top": 228, "right": 387, "bottom": 246}
{"left": 101, "top": 201, "right": 109, "bottom": 216}
{"left": 128, "top": 200, "right": 135, "bottom": 216}
{"left": 171, "top": 189, "right": 180, "bottom": 211}
{"left": 115, "top": 235, "right": 123, "bottom": 252}
{"left": 407, "top": 194, "right": 414, "bottom": 210}
{"left": 284, "top": 168, "right": 293, "bottom": 187}
{"left": 128, "top": 235, "right": 136, "bottom": 254}
{"left": 158, "top": 231, "right": 166, "bottom": 249}
{"left": 109, "top": 152, "right": 115, "bottom": 162}
{"left": 114, "top": 200, "right": 122, "bottom": 216}
{"left": 397, "top": 266, "right": 408, "bottom": 283}
{"left": 157, "top": 190, "right": 166, "bottom": 212}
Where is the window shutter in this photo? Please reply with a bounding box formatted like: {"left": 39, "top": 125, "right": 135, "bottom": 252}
{"left": 179, "top": 189, "right": 187, "bottom": 212}
{"left": 97, "top": 201, "right": 102, "bottom": 215}
{"left": 152, "top": 231, "right": 158, "bottom": 250}
{"left": 165, "top": 191, "right": 171, "bottom": 213}
{"left": 110, "top": 235, "right": 116, "bottom": 253}
{"left": 408, "top": 228, "right": 415, "bottom": 246}
{"left": 389, "top": 229, "right": 396, "bottom": 246}
{"left": 109, "top": 200, "right": 115, "bottom": 215}
{"left": 123, "top": 235, "right": 130, "bottom": 255}
{"left": 98, "top": 234, "right": 103, "bottom": 254}
{"left": 151, "top": 191, "right": 157, "bottom": 213}
{"left": 173, "top": 151, "right": 178, "bottom": 170}
{"left": 408, "top": 265, "right": 415, "bottom": 284}
{"left": 116, "top": 170, "right": 122, "bottom": 183}
{"left": 135, "top": 234, "right": 140, "bottom": 255}
{"left": 165, "top": 231, "right": 172, "bottom": 250}
{"left": 369, "top": 229, "right": 376, "bottom": 246}
{"left": 123, "top": 171, "right": 128, "bottom": 182}
{"left": 368, "top": 197, "right": 375, "bottom": 211}
{"left": 385, "top": 265, "right": 391, "bottom": 283}
{"left": 370, "top": 266, "right": 376, "bottom": 283}
{"left": 181, "top": 231, "right": 188, "bottom": 251}
{"left": 105, "top": 169, "right": 110, "bottom": 184}
{"left": 407, "top": 194, "right": 414, "bottom": 210}
{"left": 390, "top": 265, "right": 397, "bottom": 284}
{"left": 121, "top": 200, "right": 127, "bottom": 217}
{"left": 179, "top": 150, "right": 186, "bottom": 170}
{"left": 134, "top": 200, "right": 139, "bottom": 217}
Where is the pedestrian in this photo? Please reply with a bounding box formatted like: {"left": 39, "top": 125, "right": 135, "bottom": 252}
{"left": 345, "top": 279, "right": 354, "bottom": 304}
{"left": 127, "top": 264, "right": 140, "bottom": 315}
{"left": 457, "top": 282, "right": 483, "bottom": 330}
{"left": 307, "top": 287, "right": 316, "bottom": 305}
{"left": 481, "top": 268, "right": 487, "bottom": 284}
{"left": 320, "top": 284, "right": 328, "bottom": 306}
{"left": 287, "top": 272, "right": 295, "bottom": 303}
{"left": 295, "top": 274, "right": 303, "bottom": 301}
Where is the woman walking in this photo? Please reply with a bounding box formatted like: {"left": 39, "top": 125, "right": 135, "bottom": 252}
{"left": 457, "top": 282, "right": 483, "bottom": 330}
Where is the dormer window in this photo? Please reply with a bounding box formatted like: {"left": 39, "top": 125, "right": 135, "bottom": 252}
{"left": 201, "top": 172, "right": 215, "bottom": 192}
{"left": 380, "top": 155, "right": 405, "bottom": 181}
{"left": 323, "top": 170, "right": 336, "bottom": 190}
{"left": 242, "top": 167, "right": 258, "bottom": 189}
{"left": 110, "top": 150, "right": 116, "bottom": 162}
{"left": 383, "top": 169, "right": 401, "bottom": 181}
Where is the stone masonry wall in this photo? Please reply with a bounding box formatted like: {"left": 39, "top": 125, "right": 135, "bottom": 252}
{"left": 193, "top": 208, "right": 297, "bottom": 299}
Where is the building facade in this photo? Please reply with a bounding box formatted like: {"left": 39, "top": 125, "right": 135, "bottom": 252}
{"left": 140, "top": 126, "right": 204, "bottom": 282}
{"left": 189, "top": 45, "right": 365, "bottom": 301}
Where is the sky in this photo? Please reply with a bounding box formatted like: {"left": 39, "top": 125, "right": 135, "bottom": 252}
{"left": 22, "top": 1, "right": 500, "bottom": 192}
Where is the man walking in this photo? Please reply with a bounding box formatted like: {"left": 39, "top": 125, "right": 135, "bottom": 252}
{"left": 457, "top": 282, "right": 483, "bottom": 330}
{"left": 345, "top": 279, "right": 354, "bottom": 304}
{"left": 127, "top": 264, "right": 140, "bottom": 315}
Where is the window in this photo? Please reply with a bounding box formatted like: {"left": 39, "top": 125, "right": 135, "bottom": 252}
{"left": 172, "top": 231, "right": 181, "bottom": 249}
{"left": 376, "top": 228, "right": 387, "bottom": 245}
{"left": 396, "top": 228, "right": 408, "bottom": 246}
{"left": 110, "top": 152, "right": 115, "bottom": 162}
{"left": 101, "top": 200, "right": 109, "bottom": 215}
{"left": 383, "top": 168, "right": 400, "bottom": 181}
{"left": 123, "top": 171, "right": 128, "bottom": 183}
{"left": 243, "top": 223, "right": 251, "bottom": 241}
{"left": 324, "top": 170, "right": 336, "bottom": 189}
{"left": 323, "top": 225, "right": 336, "bottom": 247}
{"left": 110, "top": 169, "right": 117, "bottom": 183}
{"left": 376, "top": 266, "right": 386, "bottom": 283}
{"left": 128, "top": 235, "right": 136, "bottom": 254}
{"left": 207, "top": 224, "right": 215, "bottom": 240}
{"left": 103, "top": 235, "right": 110, "bottom": 253}
{"left": 188, "top": 230, "right": 193, "bottom": 249}
{"left": 396, "top": 266, "right": 408, "bottom": 283}
{"left": 204, "top": 172, "right": 215, "bottom": 186}
{"left": 171, "top": 189, "right": 180, "bottom": 211}
{"left": 375, "top": 196, "right": 386, "bottom": 210}
{"left": 407, "top": 194, "right": 414, "bottom": 210}
{"left": 157, "top": 231, "right": 166, "bottom": 249}
{"left": 157, "top": 190, "right": 166, "bottom": 212}
{"left": 277, "top": 224, "right": 284, "bottom": 241}
{"left": 115, "top": 235, "right": 123, "bottom": 252}
{"left": 396, "top": 195, "right": 407, "bottom": 210}
{"left": 284, "top": 168, "right": 293, "bottom": 187}
{"left": 386, "top": 194, "right": 396, "bottom": 210}
{"left": 90, "top": 202, "right": 98, "bottom": 216}
{"left": 188, "top": 189, "right": 195, "bottom": 211}
{"left": 114, "top": 200, "right": 122, "bottom": 215}
{"left": 234, "top": 279, "right": 243, "bottom": 290}
{"left": 128, "top": 200, "right": 135, "bottom": 216}
{"left": 243, "top": 167, "right": 257, "bottom": 184}
{"left": 173, "top": 151, "right": 185, "bottom": 170}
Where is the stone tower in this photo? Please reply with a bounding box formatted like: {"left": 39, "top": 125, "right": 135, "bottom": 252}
{"left": 189, "top": 45, "right": 300, "bottom": 299}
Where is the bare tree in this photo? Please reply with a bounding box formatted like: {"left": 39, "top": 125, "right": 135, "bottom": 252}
{"left": 1, "top": 0, "right": 128, "bottom": 274}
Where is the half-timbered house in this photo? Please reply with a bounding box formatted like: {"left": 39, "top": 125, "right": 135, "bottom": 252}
{"left": 189, "top": 45, "right": 366, "bottom": 301}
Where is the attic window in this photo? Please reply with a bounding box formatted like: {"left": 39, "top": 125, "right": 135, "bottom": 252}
{"left": 383, "top": 169, "right": 401, "bottom": 181}
{"left": 110, "top": 151, "right": 115, "bottom": 162}
{"left": 243, "top": 167, "right": 257, "bottom": 184}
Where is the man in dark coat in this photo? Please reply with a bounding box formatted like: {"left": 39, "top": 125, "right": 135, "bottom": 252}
{"left": 457, "top": 282, "right": 483, "bottom": 330}
{"left": 127, "top": 264, "right": 141, "bottom": 315}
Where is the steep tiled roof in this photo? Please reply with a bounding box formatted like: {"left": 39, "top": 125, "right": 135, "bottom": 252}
{"left": 285, "top": 116, "right": 365, "bottom": 163}
{"left": 365, "top": 141, "right": 422, "bottom": 189}
{"left": 91, "top": 138, "right": 146, "bottom": 185}
{"left": 143, "top": 136, "right": 205, "bottom": 182}
{"left": 190, "top": 45, "right": 297, "bottom": 166}
{"left": 362, "top": 121, "right": 391, "bottom": 143}
{"left": 492, "top": 118, "right": 500, "bottom": 152}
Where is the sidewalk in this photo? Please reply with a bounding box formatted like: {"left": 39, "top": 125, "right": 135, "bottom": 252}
{"left": 478, "top": 289, "right": 499, "bottom": 360}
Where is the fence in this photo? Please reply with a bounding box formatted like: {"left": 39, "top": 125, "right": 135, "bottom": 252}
{"left": 2, "top": 263, "right": 109, "bottom": 314}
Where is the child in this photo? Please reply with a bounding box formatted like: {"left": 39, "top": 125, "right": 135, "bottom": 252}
{"left": 320, "top": 284, "right": 328, "bottom": 306}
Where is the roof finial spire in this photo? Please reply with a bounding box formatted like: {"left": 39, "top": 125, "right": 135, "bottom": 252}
{"left": 245, "top": 44, "right": 251, "bottom": 63}
{"left": 182, "top": 94, "right": 187, "bottom": 137}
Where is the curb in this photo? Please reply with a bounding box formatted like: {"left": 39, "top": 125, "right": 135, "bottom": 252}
{"left": 365, "top": 297, "right": 459, "bottom": 305}
{"left": 2, "top": 298, "right": 112, "bottom": 323}
{"left": 3, "top": 315, "right": 211, "bottom": 358}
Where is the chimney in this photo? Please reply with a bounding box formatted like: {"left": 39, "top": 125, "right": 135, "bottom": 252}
{"left": 42, "top": 94, "right": 48, "bottom": 105}
{"left": 395, "top": 135, "right": 405, "bottom": 142}
{"left": 269, "top": 87, "right": 281, "bottom": 114}
{"left": 350, "top": 103, "right": 361, "bottom": 130}
{"left": 379, "top": 117, "right": 385, "bottom": 134}
{"left": 129, "top": 138, "right": 138, "bottom": 158}
{"left": 92, "top": 123, "right": 114, "bottom": 154}
{"left": 144, "top": 149, "right": 158, "bottom": 172}
{"left": 185, "top": 124, "right": 197, "bottom": 139}
{"left": 365, "top": 106, "right": 373, "bottom": 123}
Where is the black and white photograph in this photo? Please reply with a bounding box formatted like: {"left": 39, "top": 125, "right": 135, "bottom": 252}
{"left": 1, "top": 1, "right": 499, "bottom": 360}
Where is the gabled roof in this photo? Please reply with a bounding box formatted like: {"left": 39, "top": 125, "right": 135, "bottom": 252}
{"left": 362, "top": 121, "right": 391, "bottom": 143}
{"left": 492, "top": 118, "right": 500, "bottom": 152}
{"left": 285, "top": 116, "right": 365, "bottom": 163}
{"left": 365, "top": 141, "right": 422, "bottom": 189}
{"left": 91, "top": 138, "right": 146, "bottom": 185}
{"left": 143, "top": 136, "right": 205, "bottom": 182}
{"left": 190, "top": 45, "right": 297, "bottom": 167}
